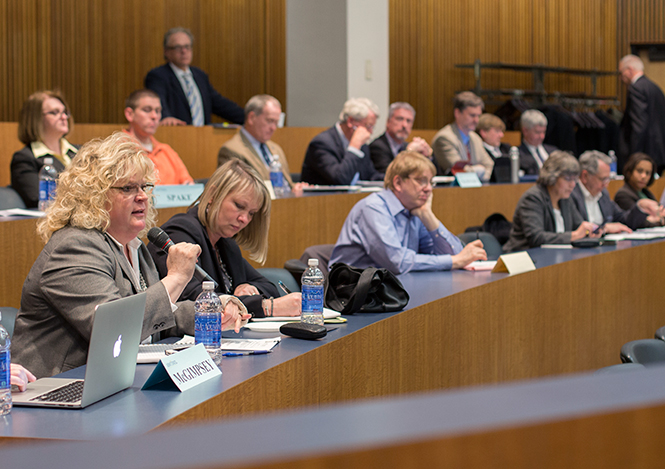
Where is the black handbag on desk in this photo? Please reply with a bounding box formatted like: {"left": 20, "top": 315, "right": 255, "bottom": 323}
{"left": 325, "top": 263, "right": 410, "bottom": 315}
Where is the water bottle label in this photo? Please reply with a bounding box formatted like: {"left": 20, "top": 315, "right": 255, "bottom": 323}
{"left": 195, "top": 313, "right": 221, "bottom": 348}
{"left": 0, "top": 350, "right": 10, "bottom": 390}
{"left": 270, "top": 170, "right": 284, "bottom": 188}
{"left": 302, "top": 284, "right": 324, "bottom": 312}
{"left": 39, "top": 180, "right": 56, "bottom": 201}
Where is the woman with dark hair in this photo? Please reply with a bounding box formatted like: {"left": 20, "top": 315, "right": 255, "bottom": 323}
{"left": 615, "top": 153, "right": 657, "bottom": 207}
{"left": 504, "top": 151, "right": 600, "bottom": 252}
{"left": 150, "top": 159, "right": 302, "bottom": 318}
{"left": 10, "top": 90, "right": 79, "bottom": 208}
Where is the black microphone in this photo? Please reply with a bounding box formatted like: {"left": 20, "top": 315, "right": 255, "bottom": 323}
{"left": 147, "top": 227, "right": 218, "bottom": 288}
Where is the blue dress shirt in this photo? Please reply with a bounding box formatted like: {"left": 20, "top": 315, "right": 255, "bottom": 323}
{"left": 330, "top": 189, "right": 464, "bottom": 274}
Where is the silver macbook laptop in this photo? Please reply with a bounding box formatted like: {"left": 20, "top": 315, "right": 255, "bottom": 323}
{"left": 13, "top": 292, "right": 146, "bottom": 409}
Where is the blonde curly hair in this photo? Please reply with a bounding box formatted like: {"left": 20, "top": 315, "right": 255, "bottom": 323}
{"left": 37, "top": 132, "right": 157, "bottom": 242}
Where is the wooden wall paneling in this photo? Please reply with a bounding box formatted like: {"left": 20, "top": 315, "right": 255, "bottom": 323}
{"left": 265, "top": 0, "right": 286, "bottom": 109}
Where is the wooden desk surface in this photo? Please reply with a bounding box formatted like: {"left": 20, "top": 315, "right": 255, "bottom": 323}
{"left": 2, "top": 239, "right": 665, "bottom": 446}
{"left": 2, "top": 179, "right": 664, "bottom": 310}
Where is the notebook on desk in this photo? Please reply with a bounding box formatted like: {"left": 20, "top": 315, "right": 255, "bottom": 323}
{"left": 12, "top": 293, "right": 146, "bottom": 409}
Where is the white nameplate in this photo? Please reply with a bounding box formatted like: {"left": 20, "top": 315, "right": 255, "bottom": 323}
{"left": 152, "top": 184, "right": 205, "bottom": 208}
{"left": 141, "top": 343, "right": 221, "bottom": 392}
{"left": 492, "top": 251, "right": 536, "bottom": 275}
{"left": 454, "top": 172, "right": 482, "bottom": 188}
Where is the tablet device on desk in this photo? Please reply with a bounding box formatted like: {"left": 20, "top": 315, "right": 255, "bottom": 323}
{"left": 12, "top": 293, "right": 146, "bottom": 409}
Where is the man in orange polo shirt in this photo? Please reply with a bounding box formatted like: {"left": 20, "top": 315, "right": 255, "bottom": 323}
{"left": 124, "top": 89, "right": 194, "bottom": 185}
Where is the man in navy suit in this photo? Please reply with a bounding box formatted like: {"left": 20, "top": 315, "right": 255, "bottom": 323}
{"left": 618, "top": 54, "right": 665, "bottom": 174}
{"left": 144, "top": 27, "right": 244, "bottom": 126}
{"left": 369, "top": 102, "right": 434, "bottom": 173}
{"left": 301, "top": 98, "right": 384, "bottom": 185}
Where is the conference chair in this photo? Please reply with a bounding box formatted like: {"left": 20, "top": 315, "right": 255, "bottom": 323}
{"left": 0, "top": 186, "right": 26, "bottom": 210}
{"left": 594, "top": 363, "right": 646, "bottom": 374}
{"left": 654, "top": 325, "right": 665, "bottom": 341}
{"left": 620, "top": 339, "right": 665, "bottom": 365}
{"left": 284, "top": 244, "right": 335, "bottom": 287}
{"left": 257, "top": 268, "right": 300, "bottom": 295}
{"left": 457, "top": 232, "right": 503, "bottom": 260}
{"left": 0, "top": 306, "right": 18, "bottom": 337}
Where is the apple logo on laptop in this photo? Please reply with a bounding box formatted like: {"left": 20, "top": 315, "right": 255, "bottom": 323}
{"left": 113, "top": 335, "right": 122, "bottom": 358}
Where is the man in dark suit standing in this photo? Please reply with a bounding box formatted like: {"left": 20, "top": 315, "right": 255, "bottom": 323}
{"left": 369, "top": 102, "right": 434, "bottom": 173}
{"left": 144, "top": 27, "right": 244, "bottom": 126}
{"left": 618, "top": 54, "right": 665, "bottom": 174}
{"left": 301, "top": 98, "right": 384, "bottom": 185}
{"left": 518, "top": 109, "right": 558, "bottom": 175}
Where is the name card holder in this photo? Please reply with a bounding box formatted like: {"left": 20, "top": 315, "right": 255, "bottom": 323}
{"left": 263, "top": 179, "right": 277, "bottom": 200}
{"left": 453, "top": 172, "right": 482, "bottom": 188}
{"left": 142, "top": 343, "right": 221, "bottom": 392}
{"left": 152, "top": 184, "right": 205, "bottom": 209}
{"left": 492, "top": 251, "right": 536, "bottom": 275}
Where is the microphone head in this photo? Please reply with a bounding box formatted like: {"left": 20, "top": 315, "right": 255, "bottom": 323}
{"left": 147, "top": 227, "right": 172, "bottom": 251}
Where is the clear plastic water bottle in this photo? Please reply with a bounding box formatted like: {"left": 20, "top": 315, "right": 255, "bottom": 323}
{"left": 509, "top": 146, "right": 520, "bottom": 184}
{"left": 269, "top": 158, "right": 285, "bottom": 197}
{"left": 195, "top": 281, "right": 222, "bottom": 364}
{"left": 608, "top": 150, "right": 618, "bottom": 179}
{"left": 38, "top": 157, "right": 58, "bottom": 211}
{"left": 301, "top": 258, "right": 324, "bottom": 325}
{"left": 0, "top": 312, "right": 11, "bottom": 416}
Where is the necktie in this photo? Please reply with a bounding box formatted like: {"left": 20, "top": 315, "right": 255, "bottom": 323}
{"left": 534, "top": 147, "right": 544, "bottom": 166}
{"left": 260, "top": 143, "right": 272, "bottom": 166}
{"left": 183, "top": 74, "right": 203, "bottom": 126}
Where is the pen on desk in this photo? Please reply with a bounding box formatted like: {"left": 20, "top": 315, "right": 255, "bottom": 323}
{"left": 223, "top": 350, "right": 270, "bottom": 357}
{"left": 278, "top": 280, "right": 292, "bottom": 295}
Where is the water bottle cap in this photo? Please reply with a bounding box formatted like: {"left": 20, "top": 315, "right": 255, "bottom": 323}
{"left": 44, "top": 157, "right": 54, "bottom": 164}
{"left": 308, "top": 258, "right": 319, "bottom": 266}
{"left": 202, "top": 281, "right": 215, "bottom": 290}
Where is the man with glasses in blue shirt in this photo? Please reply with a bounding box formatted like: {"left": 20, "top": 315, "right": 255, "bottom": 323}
{"left": 330, "top": 151, "right": 486, "bottom": 274}
{"left": 145, "top": 27, "right": 244, "bottom": 126}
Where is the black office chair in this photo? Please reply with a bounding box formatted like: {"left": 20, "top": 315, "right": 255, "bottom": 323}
{"left": 257, "top": 268, "right": 300, "bottom": 295}
{"left": 457, "top": 232, "right": 503, "bottom": 260}
{"left": 284, "top": 244, "right": 334, "bottom": 287}
{"left": 620, "top": 339, "right": 665, "bottom": 365}
{"left": 0, "top": 306, "right": 18, "bottom": 337}
{"left": 594, "top": 363, "right": 646, "bottom": 374}
{"left": 0, "top": 187, "right": 26, "bottom": 210}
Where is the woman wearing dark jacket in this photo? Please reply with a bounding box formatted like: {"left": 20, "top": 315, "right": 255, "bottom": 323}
{"left": 614, "top": 153, "right": 665, "bottom": 226}
{"left": 10, "top": 90, "right": 79, "bottom": 208}
{"left": 149, "top": 159, "right": 302, "bottom": 318}
{"left": 504, "top": 151, "right": 599, "bottom": 252}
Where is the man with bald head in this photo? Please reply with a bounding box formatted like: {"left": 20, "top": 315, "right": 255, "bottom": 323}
{"left": 618, "top": 54, "right": 665, "bottom": 173}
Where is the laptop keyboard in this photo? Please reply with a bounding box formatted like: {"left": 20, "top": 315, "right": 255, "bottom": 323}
{"left": 31, "top": 380, "right": 84, "bottom": 403}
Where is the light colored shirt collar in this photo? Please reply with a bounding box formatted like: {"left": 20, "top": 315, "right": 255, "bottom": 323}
{"left": 169, "top": 61, "right": 192, "bottom": 79}
{"left": 106, "top": 233, "right": 143, "bottom": 285}
{"left": 383, "top": 188, "right": 409, "bottom": 218}
{"left": 385, "top": 132, "right": 404, "bottom": 157}
{"left": 241, "top": 127, "right": 272, "bottom": 166}
{"left": 631, "top": 72, "right": 643, "bottom": 85}
{"left": 525, "top": 142, "right": 547, "bottom": 167}
{"left": 578, "top": 181, "right": 602, "bottom": 203}
{"left": 31, "top": 139, "right": 76, "bottom": 166}
{"left": 483, "top": 142, "right": 502, "bottom": 158}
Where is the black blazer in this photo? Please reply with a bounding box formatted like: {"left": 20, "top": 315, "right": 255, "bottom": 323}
{"left": 10, "top": 145, "right": 75, "bottom": 208}
{"left": 518, "top": 142, "right": 558, "bottom": 175}
{"left": 369, "top": 133, "right": 404, "bottom": 173}
{"left": 614, "top": 183, "right": 656, "bottom": 211}
{"left": 569, "top": 183, "right": 647, "bottom": 230}
{"left": 301, "top": 126, "right": 383, "bottom": 185}
{"left": 144, "top": 63, "right": 245, "bottom": 125}
{"left": 148, "top": 206, "right": 278, "bottom": 317}
{"left": 503, "top": 184, "right": 584, "bottom": 252}
{"left": 619, "top": 75, "right": 665, "bottom": 172}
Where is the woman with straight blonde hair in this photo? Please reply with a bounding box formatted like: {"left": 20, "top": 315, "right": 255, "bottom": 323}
{"left": 149, "top": 159, "right": 302, "bottom": 318}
